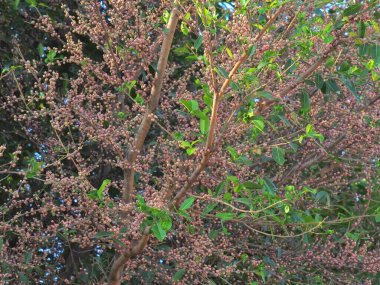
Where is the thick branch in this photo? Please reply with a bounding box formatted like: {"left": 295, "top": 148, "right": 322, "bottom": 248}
{"left": 108, "top": 228, "right": 150, "bottom": 285}
{"left": 123, "top": 8, "right": 180, "bottom": 203}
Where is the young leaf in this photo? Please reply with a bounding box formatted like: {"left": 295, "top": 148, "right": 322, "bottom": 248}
{"left": 135, "top": 94, "right": 144, "bottom": 105}
{"left": 179, "top": 196, "right": 195, "bottom": 211}
{"left": 226, "top": 47, "right": 233, "bottom": 59}
{"left": 272, "top": 147, "right": 285, "bottom": 165}
{"left": 97, "top": 179, "right": 111, "bottom": 197}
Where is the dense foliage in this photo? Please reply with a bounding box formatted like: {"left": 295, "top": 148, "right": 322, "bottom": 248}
{"left": 1, "top": 0, "right": 379, "bottom": 284}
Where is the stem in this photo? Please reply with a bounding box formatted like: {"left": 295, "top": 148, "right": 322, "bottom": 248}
{"left": 122, "top": 8, "right": 180, "bottom": 203}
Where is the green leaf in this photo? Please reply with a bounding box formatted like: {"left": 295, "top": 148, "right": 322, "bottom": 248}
{"left": 194, "top": 35, "right": 203, "bottom": 50}
{"left": 135, "top": 94, "right": 144, "bottom": 105}
{"left": 248, "top": 45, "right": 257, "bottom": 57}
{"left": 240, "top": 0, "right": 251, "bottom": 8}
{"left": 343, "top": 4, "right": 361, "bottom": 17}
{"left": 263, "top": 176, "right": 277, "bottom": 194}
{"left": 173, "top": 47, "right": 190, "bottom": 56}
{"left": 193, "top": 110, "right": 208, "bottom": 120}
{"left": 180, "top": 22, "right": 189, "bottom": 35}
{"left": 314, "top": 73, "right": 324, "bottom": 89}
{"left": 162, "top": 10, "right": 170, "bottom": 24}
{"left": 326, "top": 79, "right": 340, "bottom": 95}
{"left": 97, "top": 179, "right": 111, "bottom": 198}
{"left": 253, "top": 119, "right": 265, "bottom": 132}
{"left": 12, "top": 0, "right": 20, "bottom": 10}
{"left": 87, "top": 190, "right": 99, "bottom": 200}
{"left": 45, "top": 50, "right": 57, "bottom": 64}
{"left": 315, "top": 191, "right": 331, "bottom": 207}
{"left": 160, "top": 216, "right": 172, "bottom": 231}
{"left": 25, "top": 157, "right": 43, "bottom": 179}
{"left": 216, "top": 212, "right": 236, "bottom": 221}
{"left": 173, "top": 269, "right": 186, "bottom": 281}
{"left": 151, "top": 223, "right": 166, "bottom": 241}
{"left": 199, "top": 118, "right": 210, "bottom": 135}
{"left": 180, "top": 99, "right": 199, "bottom": 113}
{"left": 117, "top": 112, "right": 126, "bottom": 119}
{"left": 186, "top": 147, "right": 196, "bottom": 156}
{"left": 26, "top": 0, "right": 37, "bottom": 7}
{"left": 179, "top": 196, "right": 195, "bottom": 211}
{"left": 95, "top": 231, "right": 114, "bottom": 239}
{"left": 37, "top": 43, "right": 44, "bottom": 57}
{"left": 299, "top": 91, "right": 310, "bottom": 114}
{"left": 341, "top": 75, "right": 360, "bottom": 100}
{"left": 203, "top": 94, "right": 213, "bottom": 108}
{"left": 215, "top": 66, "right": 229, "bottom": 78}
{"left": 358, "top": 20, "right": 366, "bottom": 38}
{"left": 202, "top": 203, "right": 217, "bottom": 216}
{"left": 242, "top": 181, "right": 261, "bottom": 190}
{"left": 272, "top": 147, "right": 285, "bottom": 165}
{"left": 0, "top": 238, "right": 3, "bottom": 251}
{"left": 226, "top": 47, "right": 233, "bottom": 59}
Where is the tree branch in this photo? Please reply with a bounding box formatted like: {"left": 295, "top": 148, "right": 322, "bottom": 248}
{"left": 122, "top": 8, "right": 180, "bottom": 203}
{"left": 173, "top": 5, "right": 286, "bottom": 208}
{"left": 279, "top": 134, "right": 346, "bottom": 184}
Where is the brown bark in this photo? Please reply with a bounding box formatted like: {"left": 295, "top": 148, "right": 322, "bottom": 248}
{"left": 122, "top": 8, "right": 180, "bottom": 203}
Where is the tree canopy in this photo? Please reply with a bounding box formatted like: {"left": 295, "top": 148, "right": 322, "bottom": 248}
{"left": 0, "top": 0, "right": 379, "bottom": 284}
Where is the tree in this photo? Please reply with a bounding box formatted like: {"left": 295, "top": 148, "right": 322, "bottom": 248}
{"left": 1, "top": 0, "right": 379, "bottom": 284}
